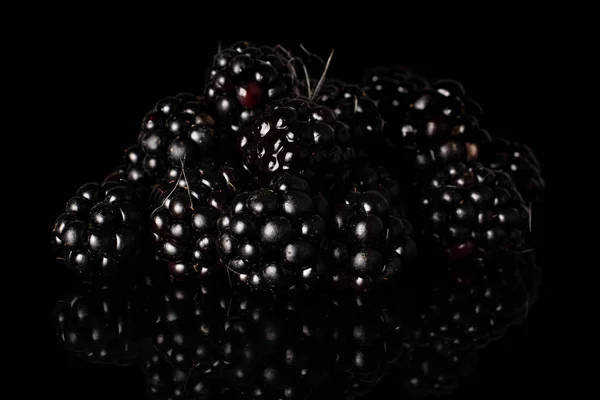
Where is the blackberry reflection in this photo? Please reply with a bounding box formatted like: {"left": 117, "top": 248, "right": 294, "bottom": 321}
{"left": 54, "top": 252, "right": 540, "bottom": 399}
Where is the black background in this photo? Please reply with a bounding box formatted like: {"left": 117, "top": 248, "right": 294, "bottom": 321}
{"left": 33, "top": 32, "right": 548, "bottom": 399}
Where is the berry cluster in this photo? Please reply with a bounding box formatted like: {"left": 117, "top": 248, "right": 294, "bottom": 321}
{"left": 52, "top": 41, "right": 543, "bottom": 297}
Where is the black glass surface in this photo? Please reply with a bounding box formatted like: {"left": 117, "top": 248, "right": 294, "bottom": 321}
{"left": 39, "top": 37, "right": 547, "bottom": 399}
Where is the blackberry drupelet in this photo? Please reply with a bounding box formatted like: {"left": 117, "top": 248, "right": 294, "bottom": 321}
{"left": 138, "top": 93, "right": 226, "bottom": 179}
{"left": 217, "top": 292, "right": 333, "bottom": 399}
{"left": 330, "top": 189, "right": 417, "bottom": 292}
{"left": 238, "top": 97, "right": 355, "bottom": 188}
{"left": 143, "top": 281, "right": 225, "bottom": 399}
{"left": 216, "top": 172, "right": 331, "bottom": 293}
{"left": 419, "top": 162, "right": 530, "bottom": 259}
{"left": 314, "top": 79, "right": 385, "bottom": 159}
{"left": 205, "top": 41, "right": 298, "bottom": 133}
{"left": 326, "top": 292, "right": 404, "bottom": 397}
{"left": 54, "top": 281, "right": 146, "bottom": 366}
{"left": 149, "top": 162, "right": 248, "bottom": 280}
{"left": 480, "top": 137, "right": 545, "bottom": 204}
{"left": 51, "top": 181, "right": 144, "bottom": 277}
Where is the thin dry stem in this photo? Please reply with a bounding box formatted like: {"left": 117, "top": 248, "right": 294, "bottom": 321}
{"left": 528, "top": 201, "right": 532, "bottom": 232}
{"left": 287, "top": 56, "right": 312, "bottom": 98}
{"left": 299, "top": 43, "right": 325, "bottom": 66}
{"left": 179, "top": 156, "right": 194, "bottom": 210}
{"left": 311, "top": 49, "right": 335, "bottom": 101}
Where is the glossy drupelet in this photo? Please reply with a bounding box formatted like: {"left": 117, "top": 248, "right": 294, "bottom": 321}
{"left": 238, "top": 97, "right": 355, "bottom": 188}
{"left": 51, "top": 181, "right": 144, "bottom": 276}
{"left": 419, "top": 162, "right": 530, "bottom": 259}
{"left": 330, "top": 190, "right": 417, "bottom": 292}
{"left": 54, "top": 281, "right": 147, "bottom": 366}
{"left": 205, "top": 41, "right": 298, "bottom": 133}
{"left": 104, "top": 144, "right": 153, "bottom": 187}
{"left": 216, "top": 173, "right": 331, "bottom": 293}
{"left": 149, "top": 162, "right": 248, "bottom": 280}
{"left": 217, "top": 292, "right": 332, "bottom": 399}
{"left": 142, "top": 281, "right": 226, "bottom": 399}
{"left": 314, "top": 79, "right": 385, "bottom": 159}
{"left": 137, "top": 93, "right": 226, "bottom": 180}
{"left": 363, "top": 67, "right": 491, "bottom": 185}
{"left": 479, "top": 137, "right": 545, "bottom": 204}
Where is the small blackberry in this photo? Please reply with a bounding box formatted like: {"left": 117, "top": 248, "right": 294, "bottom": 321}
{"left": 138, "top": 93, "right": 227, "bottom": 179}
{"left": 419, "top": 162, "right": 530, "bottom": 260}
{"left": 217, "top": 292, "right": 332, "bottom": 399}
{"left": 326, "top": 292, "right": 404, "bottom": 397}
{"left": 314, "top": 79, "right": 385, "bottom": 159}
{"left": 51, "top": 181, "right": 144, "bottom": 277}
{"left": 143, "top": 281, "right": 225, "bottom": 400}
{"left": 54, "top": 281, "right": 146, "bottom": 366}
{"left": 330, "top": 189, "right": 417, "bottom": 292}
{"left": 480, "top": 137, "right": 545, "bottom": 204}
{"left": 205, "top": 41, "right": 298, "bottom": 133}
{"left": 149, "top": 162, "right": 248, "bottom": 280}
{"left": 238, "top": 97, "right": 355, "bottom": 189}
{"left": 216, "top": 172, "right": 331, "bottom": 293}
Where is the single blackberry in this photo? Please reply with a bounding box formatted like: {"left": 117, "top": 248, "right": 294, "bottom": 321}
{"left": 400, "top": 345, "right": 477, "bottom": 397}
{"left": 205, "top": 41, "right": 298, "bottom": 133}
{"left": 149, "top": 162, "right": 248, "bottom": 280}
{"left": 404, "top": 252, "right": 541, "bottom": 354}
{"left": 51, "top": 181, "right": 144, "bottom": 277}
{"left": 143, "top": 281, "right": 226, "bottom": 399}
{"left": 326, "top": 292, "right": 404, "bottom": 398}
{"left": 419, "top": 162, "right": 530, "bottom": 259}
{"left": 238, "top": 97, "right": 355, "bottom": 189}
{"left": 479, "top": 137, "right": 545, "bottom": 204}
{"left": 363, "top": 67, "right": 491, "bottom": 184}
{"left": 217, "top": 291, "right": 333, "bottom": 400}
{"left": 313, "top": 79, "right": 385, "bottom": 159}
{"left": 138, "top": 93, "right": 227, "bottom": 179}
{"left": 54, "top": 281, "right": 147, "bottom": 366}
{"left": 330, "top": 189, "right": 417, "bottom": 292}
{"left": 216, "top": 172, "right": 331, "bottom": 293}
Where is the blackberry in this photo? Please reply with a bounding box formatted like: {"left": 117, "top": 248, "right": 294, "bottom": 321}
{"left": 217, "top": 291, "right": 333, "bottom": 399}
{"left": 480, "top": 137, "right": 545, "bottom": 204}
{"left": 54, "top": 281, "right": 147, "bottom": 366}
{"left": 330, "top": 189, "right": 417, "bottom": 292}
{"left": 216, "top": 172, "right": 331, "bottom": 293}
{"left": 326, "top": 292, "right": 404, "bottom": 397}
{"left": 51, "top": 181, "right": 144, "bottom": 277}
{"left": 205, "top": 41, "right": 298, "bottom": 133}
{"left": 314, "top": 79, "right": 385, "bottom": 159}
{"left": 238, "top": 97, "right": 355, "bottom": 188}
{"left": 138, "top": 93, "right": 227, "bottom": 179}
{"left": 407, "top": 253, "right": 541, "bottom": 350}
{"left": 149, "top": 162, "right": 248, "bottom": 280}
{"left": 143, "top": 281, "right": 226, "bottom": 399}
{"left": 363, "top": 67, "right": 491, "bottom": 184}
{"left": 419, "top": 161, "right": 530, "bottom": 259}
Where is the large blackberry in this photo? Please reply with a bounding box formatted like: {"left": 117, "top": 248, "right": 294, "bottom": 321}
{"left": 149, "top": 162, "right": 248, "bottom": 280}
{"left": 217, "top": 291, "right": 333, "bottom": 399}
{"left": 330, "top": 189, "right": 417, "bottom": 292}
{"left": 143, "top": 281, "right": 226, "bottom": 399}
{"left": 216, "top": 172, "right": 331, "bottom": 293}
{"left": 238, "top": 97, "right": 355, "bottom": 188}
{"left": 205, "top": 41, "right": 298, "bottom": 133}
{"left": 51, "top": 181, "right": 145, "bottom": 277}
{"left": 54, "top": 280, "right": 148, "bottom": 366}
{"left": 314, "top": 79, "right": 385, "bottom": 159}
{"left": 419, "top": 162, "right": 530, "bottom": 259}
{"left": 362, "top": 67, "right": 491, "bottom": 184}
{"left": 138, "top": 93, "right": 228, "bottom": 180}
{"left": 480, "top": 137, "right": 545, "bottom": 204}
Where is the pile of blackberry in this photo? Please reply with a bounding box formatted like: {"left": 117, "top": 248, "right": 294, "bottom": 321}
{"left": 52, "top": 41, "right": 545, "bottom": 398}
